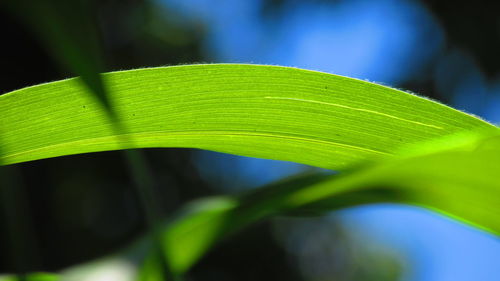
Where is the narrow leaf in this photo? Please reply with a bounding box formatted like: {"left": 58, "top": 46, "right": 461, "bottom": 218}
{"left": 0, "top": 64, "right": 493, "bottom": 168}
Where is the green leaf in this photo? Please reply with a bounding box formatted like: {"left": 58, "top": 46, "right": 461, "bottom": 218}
{"left": 287, "top": 130, "right": 500, "bottom": 234}
{"left": 151, "top": 130, "right": 500, "bottom": 275}
{"left": 0, "top": 273, "right": 59, "bottom": 281}
{"left": 156, "top": 175, "right": 330, "bottom": 274}
{"left": 0, "top": 64, "right": 493, "bottom": 167}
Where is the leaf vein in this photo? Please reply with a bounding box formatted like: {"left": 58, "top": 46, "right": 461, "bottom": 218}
{"left": 264, "top": 96, "right": 443, "bottom": 130}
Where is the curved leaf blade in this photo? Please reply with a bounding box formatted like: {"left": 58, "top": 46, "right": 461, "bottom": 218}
{"left": 0, "top": 64, "right": 493, "bottom": 168}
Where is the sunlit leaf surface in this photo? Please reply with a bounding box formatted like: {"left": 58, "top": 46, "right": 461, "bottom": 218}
{"left": 0, "top": 64, "right": 492, "bottom": 168}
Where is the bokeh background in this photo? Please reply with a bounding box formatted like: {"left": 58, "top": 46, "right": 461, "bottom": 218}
{"left": 1, "top": 0, "right": 500, "bottom": 280}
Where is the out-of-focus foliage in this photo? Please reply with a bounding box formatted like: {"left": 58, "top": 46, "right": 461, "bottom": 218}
{"left": 139, "top": 130, "right": 500, "bottom": 278}
{"left": 0, "top": 273, "right": 59, "bottom": 281}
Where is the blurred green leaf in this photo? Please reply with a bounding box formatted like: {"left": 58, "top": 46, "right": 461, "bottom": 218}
{"left": 154, "top": 176, "right": 330, "bottom": 275}
{"left": 0, "top": 273, "right": 59, "bottom": 281}
{"left": 290, "top": 130, "right": 500, "bottom": 234}
{"left": 146, "top": 130, "right": 500, "bottom": 276}
{"left": 0, "top": 64, "right": 492, "bottom": 167}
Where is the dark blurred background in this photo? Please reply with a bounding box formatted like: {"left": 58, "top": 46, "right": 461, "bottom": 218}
{"left": 1, "top": 0, "right": 500, "bottom": 280}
